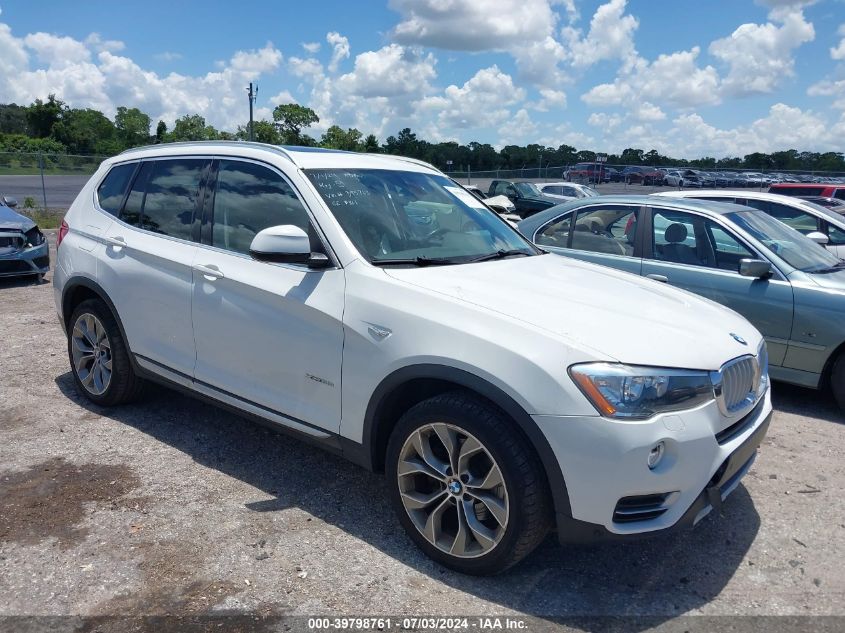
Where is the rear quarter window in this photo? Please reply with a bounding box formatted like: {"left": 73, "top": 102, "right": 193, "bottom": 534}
{"left": 96, "top": 163, "right": 137, "bottom": 216}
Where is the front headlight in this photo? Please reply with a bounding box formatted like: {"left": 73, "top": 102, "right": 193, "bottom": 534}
{"left": 24, "top": 226, "right": 45, "bottom": 247}
{"left": 757, "top": 339, "right": 769, "bottom": 397}
{"left": 569, "top": 363, "right": 714, "bottom": 420}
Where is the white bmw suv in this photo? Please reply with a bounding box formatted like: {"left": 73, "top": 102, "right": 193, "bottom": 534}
{"left": 54, "top": 142, "right": 772, "bottom": 574}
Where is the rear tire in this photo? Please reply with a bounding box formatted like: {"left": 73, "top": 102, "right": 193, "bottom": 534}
{"left": 386, "top": 391, "right": 552, "bottom": 575}
{"left": 68, "top": 299, "right": 145, "bottom": 406}
{"left": 831, "top": 353, "right": 845, "bottom": 411}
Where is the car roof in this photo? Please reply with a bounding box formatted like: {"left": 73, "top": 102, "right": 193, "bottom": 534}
{"left": 654, "top": 189, "right": 845, "bottom": 225}
{"left": 770, "top": 182, "right": 845, "bottom": 188}
{"left": 517, "top": 195, "right": 752, "bottom": 233}
{"left": 115, "top": 141, "right": 440, "bottom": 173}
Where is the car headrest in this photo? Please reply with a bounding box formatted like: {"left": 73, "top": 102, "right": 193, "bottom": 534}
{"left": 664, "top": 223, "right": 688, "bottom": 243}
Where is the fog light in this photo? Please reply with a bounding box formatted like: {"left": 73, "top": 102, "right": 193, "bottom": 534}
{"left": 648, "top": 442, "right": 665, "bottom": 470}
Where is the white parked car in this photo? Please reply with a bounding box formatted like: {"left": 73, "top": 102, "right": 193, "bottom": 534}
{"left": 536, "top": 182, "right": 600, "bottom": 200}
{"left": 54, "top": 142, "right": 771, "bottom": 574}
{"left": 654, "top": 190, "right": 845, "bottom": 259}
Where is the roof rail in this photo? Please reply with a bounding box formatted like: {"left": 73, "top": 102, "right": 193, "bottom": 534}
{"left": 390, "top": 155, "right": 441, "bottom": 173}
{"left": 118, "top": 140, "right": 296, "bottom": 164}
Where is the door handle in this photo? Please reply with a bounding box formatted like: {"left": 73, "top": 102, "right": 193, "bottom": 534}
{"left": 193, "top": 263, "right": 225, "bottom": 280}
{"left": 104, "top": 235, "right": 125, "bottom": 248}
{"left": 646, "top": 274, "right": 669, "bottom": 283}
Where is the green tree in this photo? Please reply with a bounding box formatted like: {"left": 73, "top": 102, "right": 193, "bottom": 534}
{"left": 169, "top": 114, "right": 218, "bottom": 141}
{"left": 51, "top": 108, "right": 117, "bottom": 154}
{"left": 236, "top": 120, "right": 281, "bottom": 144}
{"left": 272, "top": 103, "right": 319, "bottom": 145}
{"left": 26, "top": 95, "right": 66, "bottom": 138}
{"left": 155, "top": 120, "right": 167, "bottom": 143}
{"left": 363, "top": 134, "right": 379, "bottom": 153}
{"left": 0, "top": 104, "right": 28, "bottom": 135}
{"left": 320, "top": 125, "right": 363, "bottom": 151}
{"left": 115, "top": 106, "right": 151, "bottom": 148}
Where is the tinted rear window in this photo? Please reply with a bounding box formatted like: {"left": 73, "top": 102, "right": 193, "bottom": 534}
{"left": 97, "top": 163, "right": 136, "bottom": 215}
{"left": 769, "top": 185, "right": 823, "bottom": 196}
{"left": 119, "top": 159, "right": 206, "bottom": 239}
{"left": 141, "top": 160, "right": 206, "bottom": 239}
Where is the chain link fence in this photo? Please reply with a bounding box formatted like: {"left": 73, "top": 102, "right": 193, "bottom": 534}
{"left": 0, "top": 152, "right": 108, "bottom": 219}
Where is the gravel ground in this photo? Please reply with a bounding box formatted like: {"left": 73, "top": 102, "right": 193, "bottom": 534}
{"left": 1, "top": 232, "right": 844, "bottom": 630}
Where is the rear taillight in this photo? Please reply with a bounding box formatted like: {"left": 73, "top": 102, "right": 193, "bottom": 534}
{"left": 56, "top": 219, "right": 69, "bottom": 250}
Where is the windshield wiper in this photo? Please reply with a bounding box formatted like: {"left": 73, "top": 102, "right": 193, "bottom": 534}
{"left": 465, "top": 249, "right": 534, "bottom": 263}
{"left": 370, "top": 256, "right": 459, "bottom": 267}
{"left": 808, "top": 260, "right": 845, "bottom": 274}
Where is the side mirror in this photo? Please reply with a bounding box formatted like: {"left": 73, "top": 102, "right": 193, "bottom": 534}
{"left": 505, "top": 187, "right": 520, "bottom": 200}
{"left": 739, "top": 258, "right": 773, "bottom": 279}
{"left": 806, "top": 231, "right": 830, "bottom": 246}
{"left": 3, "top": 196, "right": 18, "bottom": 208}
{"left": 249, "top": 225, "right": 330, "bottom": 269}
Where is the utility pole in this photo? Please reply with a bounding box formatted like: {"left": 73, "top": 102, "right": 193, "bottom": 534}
{"left": 246, "top": 83, "right": 258, "bottom": 141}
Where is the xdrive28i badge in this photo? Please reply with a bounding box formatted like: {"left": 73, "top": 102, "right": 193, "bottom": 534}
{"left": 730, "top": 333, "right": 748, "bottom": 346}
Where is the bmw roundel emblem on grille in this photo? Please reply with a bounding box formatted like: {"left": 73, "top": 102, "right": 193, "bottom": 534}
{"left": 730, "top": 332, "right": 747, "bottom": 346}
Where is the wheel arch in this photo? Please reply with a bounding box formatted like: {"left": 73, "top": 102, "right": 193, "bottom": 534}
{"left": 61, "top": 277, "right": 137, "bottom": 371}
{"left": 360, "top": 364, "right": 573, "bottom": 520}
{"left": 821, "top": 337, "right": 845, "bottom": 390}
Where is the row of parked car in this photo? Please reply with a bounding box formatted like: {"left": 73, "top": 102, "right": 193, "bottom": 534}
{"left": 5, "top": 142, "right": 843, "bottom": 576}
{"left": 564, "top": 162, "right": 845, "bottom": 189}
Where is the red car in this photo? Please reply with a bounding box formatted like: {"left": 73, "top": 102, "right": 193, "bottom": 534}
{"left": 769, "top": 183, "right": 845, "bottom": 199}
{"left": 566, "top": 162, "right": 607, "bottom": 182}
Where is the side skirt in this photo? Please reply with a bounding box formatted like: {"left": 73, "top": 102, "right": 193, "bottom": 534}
{"left": 133, "top": 354, "right": 349, "bottom": 458}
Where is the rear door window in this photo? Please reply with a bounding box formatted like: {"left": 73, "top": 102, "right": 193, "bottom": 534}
{"left": 140, "top": 159, "right": 207, "bottom": 239}
{"left": 97, "top": 162, "right": 137, "bottom": 216}
{"left": 570, "top": 205, "right": 639, "bottom": 256}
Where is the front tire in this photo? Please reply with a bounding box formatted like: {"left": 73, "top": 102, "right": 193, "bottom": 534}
{"left": 68, "top": 299, "right": 145, "bottom": 406}
{"left": 386, "top": 391, "right": 552, "bottom": 575}
{"left": 831, "top": 353, "right": 845, "bottom": 411}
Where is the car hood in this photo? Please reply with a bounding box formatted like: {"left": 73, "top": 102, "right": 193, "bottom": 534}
{"left": 802, "top": 268, "right": 845, "bottom": 290}
{"left": 383, "top": 253, "right": 760, "bottom": 370}
{"left": 0, "top": 206, "right": 35, "bottom": 232}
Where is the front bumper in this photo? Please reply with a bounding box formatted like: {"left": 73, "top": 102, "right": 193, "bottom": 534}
{"left": 0, "top": 241, "right": 49, "bottom": 277}
{"left": 533, "top": 389, "right": 772, "bottom": 542}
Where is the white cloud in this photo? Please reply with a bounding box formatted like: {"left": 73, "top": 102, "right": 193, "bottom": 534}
{"left": 709, "top": 7, "right": 814, "bottom": 97}
{"left": 808, "top": 77, "right": 845, "bottom": 109}
{"left": 154, "top": 51, "right": 182, "bottom": 62}
{"left": 831, "top": 24, "right": 845, "bottom": 60}
{"left": 600, "top": 104, "right": 830, "bottom": 157}
{"left": 498, "top": 108, "right": 538, "bottom": 146}
{"left": 418, "top": 65, "right": 524, "bottom": 129}
{"left": 389, "top": 0, "right": 568, "bottom": 83}
{"left": 23, "top": 32, "right": 91, "bottom": 67}
{"left": 562, "top": 0, "right": 639, "bottom": 68}
{"left": 302, "top": 41, "right": 321, "bottom": 54}
{"left": 582, "top": 46, "right": 720, "bottom": 109}
{"left": 326, "top": 31, "right": 350, "bottom": 72}
{"left": 336, "top": 44, "right": 436, "bottom": 98}
{"left": 0, "top": 15, "right": 284, "bottom": 130}
{"left": 84, "top": 33, "right": 125, "bottom": 53}
{"left": 533, "top": 88, "right": 567, "bottom": 111}
{"left": 288, "top": 56, "right": 323, "bottom": 79}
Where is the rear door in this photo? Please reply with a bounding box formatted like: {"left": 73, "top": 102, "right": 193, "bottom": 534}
{"left": 191, "top": 158, "right": 344, "bottom": 433}
{"left": 642, "top": 205, "right": 794, "bottom": 366}
{"left": 531, "top": 203, "right": 643, "bottom": 276}
{"left": 99, "top": 157, "right": 207, "bottom": 376}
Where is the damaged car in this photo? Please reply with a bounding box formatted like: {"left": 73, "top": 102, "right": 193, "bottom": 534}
{"left": 0, "top": 195, "right": 50, "bottom": 281}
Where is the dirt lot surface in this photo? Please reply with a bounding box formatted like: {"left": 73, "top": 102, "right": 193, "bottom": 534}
{"left": 1, "top": 233, "right": 844, "bottom": 631}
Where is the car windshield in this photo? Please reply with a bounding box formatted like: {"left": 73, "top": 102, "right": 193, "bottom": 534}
{"left": 727, "top": 210, "right": 842, "bottom": 272}
{"left": 580, "top": 186, "right": 599, "bottom": 197}
{"left": 306, "top": 169, "right": 536, "bottom": 264}
{"left": 515, "top": 182, "right": 541, "bottom": 197}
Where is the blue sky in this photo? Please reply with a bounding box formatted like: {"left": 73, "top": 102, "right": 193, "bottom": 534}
{"left": 1, "top": 0, "right": 845, "bottom": 157}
